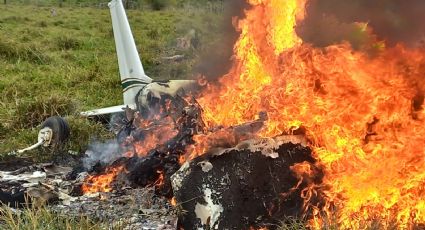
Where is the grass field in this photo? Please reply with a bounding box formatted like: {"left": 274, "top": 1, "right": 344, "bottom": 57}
{"left": 0, "top": 2, "right": 222, "bottom": 157}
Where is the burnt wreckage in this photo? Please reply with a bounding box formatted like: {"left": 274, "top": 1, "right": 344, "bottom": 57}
{"left": 1, "top": 90, "right": 324, "bottom": 229}
{"left": 1, "top": 0, "right": 325, "bottom": 229}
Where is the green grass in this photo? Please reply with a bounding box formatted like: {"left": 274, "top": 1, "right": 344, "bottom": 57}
{"left": 0, "top": 2, "right": 222, "bottom": 156}
{"left": 0, "top": 204, "right": 418, "bottom": 230}
{"left": 0, "top": 204, "right": 106, "bottom": 230}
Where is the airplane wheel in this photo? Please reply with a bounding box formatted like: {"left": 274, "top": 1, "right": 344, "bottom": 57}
{"left": 40, "top": 116, "right": 70, "bottom": 147}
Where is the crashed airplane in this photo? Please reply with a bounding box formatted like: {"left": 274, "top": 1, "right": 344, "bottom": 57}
{"left": 16, "top": 0, "right": 197, "bottom": 154}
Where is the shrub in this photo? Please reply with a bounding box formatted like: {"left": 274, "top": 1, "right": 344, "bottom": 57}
{"left": 53, "top": 20, "right": 64, "bottom": 26}
{"left": 56, "top": 36, "right": 81, "bottom": 50}
{"left": 146, "top": 0, "right": 169, "bottom": 10}
{"left": 22, "top": 45, "right": 51, "bottom": 64}
{"left": 0, "top": 39, "right": 16, "bottom": 60}
{"left": 65, "top": 116, "right": 114, "bottom": 153}
{"left": 0, "top": 40, "right": 50, "bottom": 64}
{"left": 38, "top": 21, "right": 48, "bottom": 27}
{"left": 0, "top": 123, "right": 6, "bottom": 138}
{"left": 13, "top": 96, "right": 77, "bottom": 129}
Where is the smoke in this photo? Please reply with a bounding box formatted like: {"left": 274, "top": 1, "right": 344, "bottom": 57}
{"left": 297, "top": 0, "right": 425, "bottom": 48}
{"left": 194, "top": 0, "right": 249, "bottom": 81}
{"left": 295, "top": 0, "right": 425, "bottom": 117}
{"left": 195, "top": 0, "right": 425, "bottom": 78}
{"left": 82, "top": 140, "right": 122, "bottom": 170}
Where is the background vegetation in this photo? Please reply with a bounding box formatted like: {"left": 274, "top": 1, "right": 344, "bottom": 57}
{"left": 0, "top": 0, "right": 223, "bottom": 158}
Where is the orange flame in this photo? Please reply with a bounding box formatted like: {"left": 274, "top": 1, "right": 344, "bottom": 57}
{"left": 249, "top": 227, "right": 268, "bottom": 230}
{"left": 131, "top": 116, "right": 178, "bottom": 158}
{"left": 196, "top": 0, "right": 425, "bottom": 228}
{"left": 170, "top": 197, "right": 177, "bottom": 206}
{"left": 185, "top": 128, "right": 239, "bottom": 160}
{"left": 82, "top": 112, "right": 178, "bottom": 194}
{"left": 81, "top": 166, "right": 125, "bottom": 194}
{"left": 153, "top": 170, "right": 165, "bottom": 188}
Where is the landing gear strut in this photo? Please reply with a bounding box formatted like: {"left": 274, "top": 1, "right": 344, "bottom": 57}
{"left": 16, "top": 116, "right": 70, "bottom": 154}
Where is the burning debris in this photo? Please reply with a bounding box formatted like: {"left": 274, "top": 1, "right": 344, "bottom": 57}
{"left": 195, "top": 0, "right": 425, "bottom": 228}
{"left": 1, "top": 91, "right": 316, "bottom": 229}
{"left": 2, "top": 0, "right": 425, "bottom": 229}
{"left": 81, "top": 165, "right": 125, "bottom": 194}
{"left": 0, "top": 162, "right": 178, "bottom": 229}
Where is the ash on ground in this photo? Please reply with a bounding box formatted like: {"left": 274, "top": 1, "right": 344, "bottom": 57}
{"left": 52, "top": 188, "right": 177, "bottom": 230}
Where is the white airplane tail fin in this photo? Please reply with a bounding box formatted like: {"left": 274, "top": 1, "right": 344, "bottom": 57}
{"left": 108, "top": 0, "right": 152, "bottom": 106}
{"left": 82, "top": 0, "right": 197, "bottom": 118}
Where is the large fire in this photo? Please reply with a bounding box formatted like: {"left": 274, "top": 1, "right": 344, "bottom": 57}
{"left": 196, "top": 0, "right": 425, "bottom": 228}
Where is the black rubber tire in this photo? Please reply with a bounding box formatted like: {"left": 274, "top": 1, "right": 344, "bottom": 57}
{"left": 40, "top": 116, "right": 70, "bottom": 147}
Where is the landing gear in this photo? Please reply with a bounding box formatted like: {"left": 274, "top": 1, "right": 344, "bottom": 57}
{"left": 17, "top": 116, "right": 70, "bottom": 154}
{"left": 40, "top": 116, "right": 70, "bottom": 147}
